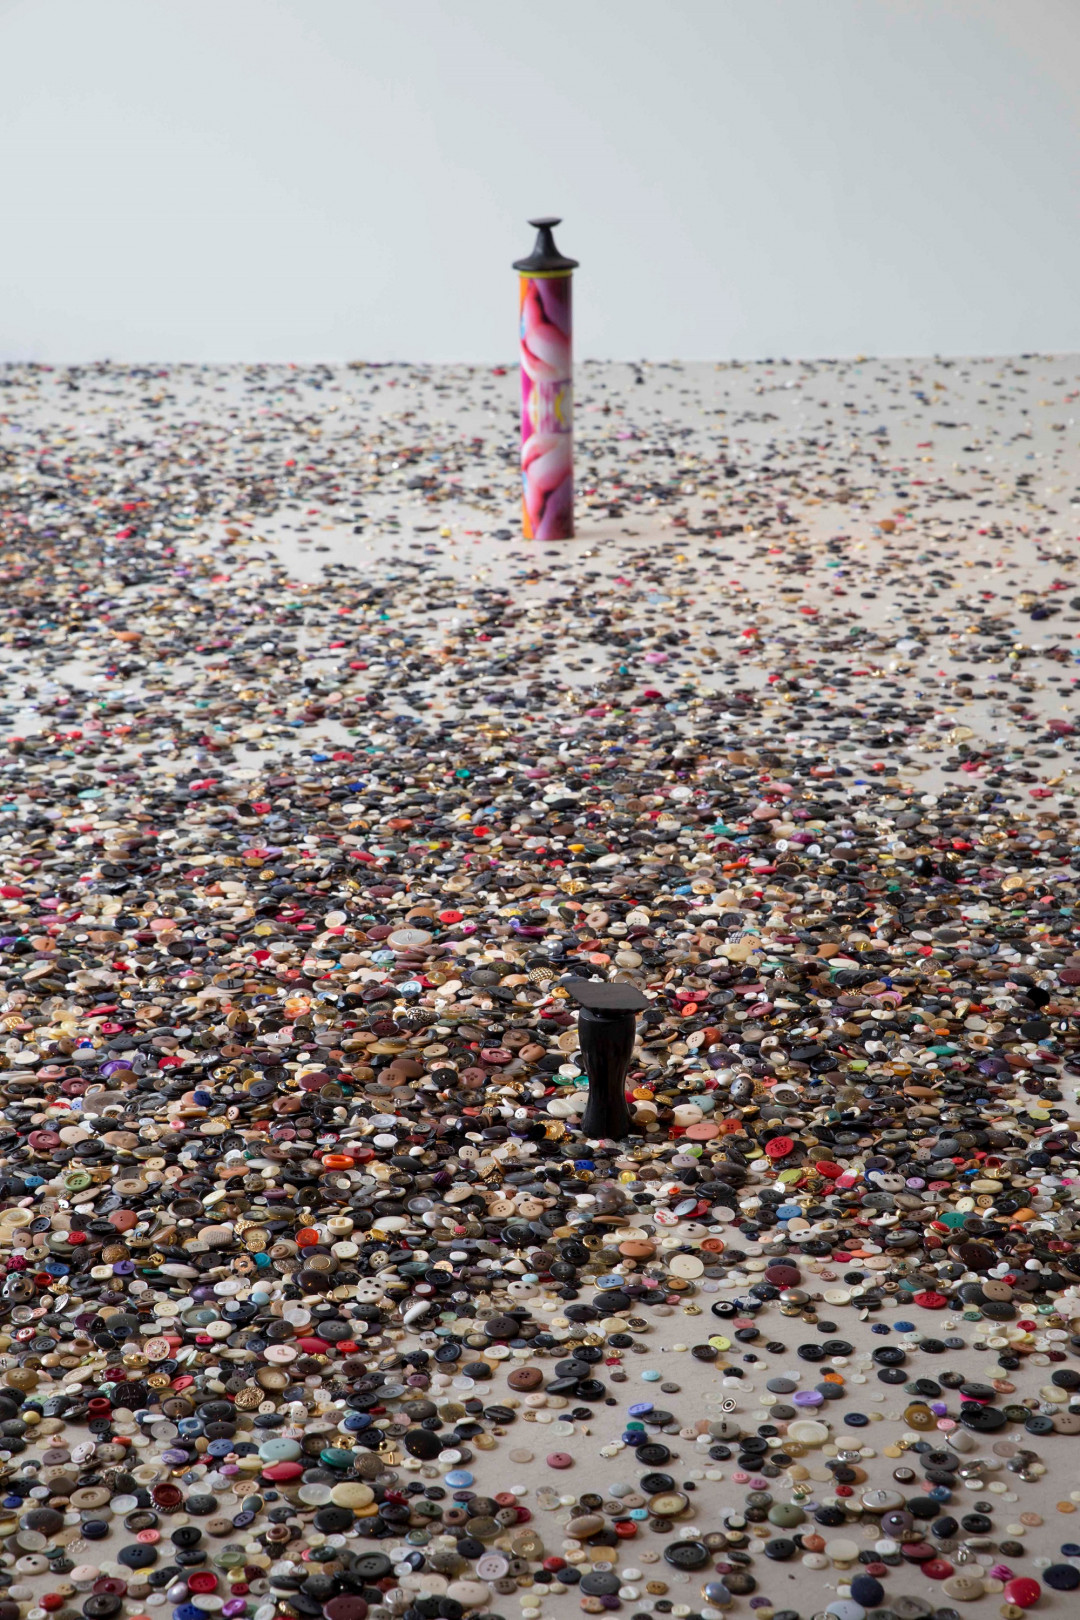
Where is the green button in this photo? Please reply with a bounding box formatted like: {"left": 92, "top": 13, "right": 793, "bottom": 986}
{"left": 320, "top": 1447, "right": 355, "bottom": 1470}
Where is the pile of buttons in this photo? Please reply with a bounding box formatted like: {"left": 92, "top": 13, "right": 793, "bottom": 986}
{"left": 0, "top": 358, "right": 1077, "bottom": 1618}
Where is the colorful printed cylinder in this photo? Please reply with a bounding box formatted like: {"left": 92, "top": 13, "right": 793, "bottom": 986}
{"left": 514, "top": 218, "right": 578, "bottom": 541}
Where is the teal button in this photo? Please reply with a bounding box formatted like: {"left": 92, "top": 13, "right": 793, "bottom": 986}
{"left": 258, "top": 1437, "right": 302, "bottom": 1463}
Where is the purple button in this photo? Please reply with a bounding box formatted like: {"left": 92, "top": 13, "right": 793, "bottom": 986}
{"left": 793, "top": 1390, "right": 824, "bottom": 1407}
{"left": 223, "top": 1602, "right": 248, "bottom": 1618}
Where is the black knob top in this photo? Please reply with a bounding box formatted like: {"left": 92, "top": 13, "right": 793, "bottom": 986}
{"left": 513, "top": 217, "right": 579, "bottom": 273}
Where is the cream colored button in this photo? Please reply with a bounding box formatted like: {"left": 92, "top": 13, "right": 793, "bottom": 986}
{"left": 788, "top": 1420, "right": 829, "bottom": 1445}
{"left": 941, "top": 1574, "right": 985, "bottom": 1601}
{"left": 825, "top": 1539, "right": 859, "bottom": 1564}
{"left": 144, "top": 1338, "right": 172, "bottom": 1361}
{"left": 447, "top": 1584, "right": 490, "bottom": 1608}
{"left": 331, "top": 1482, "right": 374, "bottom": 1508}
{"left": 264, "top": 1343, "right": 297, "bottom": 1363}
{"left": 667, "top": 1254, "right": 703, "bottom": 1279}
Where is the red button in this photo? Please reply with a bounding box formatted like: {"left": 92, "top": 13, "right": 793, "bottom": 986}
{"left": 765, "top": 1136, "right": 794, "bottom": 1159}
{"left": 922, "top": 1559, "right": 954, "bottom": 1580}
{"left": 1004, "top": 1579, "right": 1041, "bottom": 1609}
{"left": 262, "top": 1460, "right": 304, "bottom": 1481}
{"left": 815, "top": 1160, "right": 843, "bottom": 1178}
{"left": 913, "top": 1291, "right": 948, "bottom": 1309}
{"left": 187, "top": 1576, "right": 218, "bottom": 1594}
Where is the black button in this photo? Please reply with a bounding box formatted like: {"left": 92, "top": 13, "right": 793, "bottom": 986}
{"left": 764, "top": 1538, "right": 797, "bottom": 1560}
{"left": 404, "top": 1430, "right": 441, "bottom": 1459}
{"left": 663, "top": 1542, "right": 710, "bottom": 1570}
{"left": 117, "top": 1546, "right": 157, "bottom": 1569}
{"left": 83, "top": 1600, "right": 122, "bottom": 1620}
{"left": 959, "top": 1404, "right": 1006, "bottom": 1431}
{"left": 579, "top": 1574, "right": 620, "bottom": 1596}
{"left": 314, "top": 1507, "right": 355, "bottom": 1534}
{"left": 351, "top": 1555, "right": 393, "bottom": 1580}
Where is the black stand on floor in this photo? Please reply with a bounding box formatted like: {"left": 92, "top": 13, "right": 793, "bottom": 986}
{"left": 563, "top": 979, "right": 649, "bottom": 1141}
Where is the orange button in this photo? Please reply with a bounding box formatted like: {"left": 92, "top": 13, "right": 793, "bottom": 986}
{"left": 684, "top": 1121, "right": 719, "bottom": 1141}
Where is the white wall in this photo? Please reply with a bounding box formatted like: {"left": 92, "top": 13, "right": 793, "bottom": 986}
{"left": 2, "top": 0, "right": 1079, "bottom": 363}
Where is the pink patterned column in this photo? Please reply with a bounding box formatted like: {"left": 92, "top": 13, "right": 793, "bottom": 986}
{"left": 514, "top": 217, "right": 578, "bottom": 541}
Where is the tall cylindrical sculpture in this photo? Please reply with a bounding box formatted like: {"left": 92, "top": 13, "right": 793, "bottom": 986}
{"left": 514, "top": 216, "right": 578, "bottom": 541}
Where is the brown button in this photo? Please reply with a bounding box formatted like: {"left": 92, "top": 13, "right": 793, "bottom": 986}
{"left": 324, "top": 1600, "right": 368, "bottom": 1620}
{"left": 507, "top": 1368, "right": 543, "bottom": 1391}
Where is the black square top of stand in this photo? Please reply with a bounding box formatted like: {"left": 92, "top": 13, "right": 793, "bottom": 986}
{"left": 562, "top": 979, "right": 650, "bottom": 1012}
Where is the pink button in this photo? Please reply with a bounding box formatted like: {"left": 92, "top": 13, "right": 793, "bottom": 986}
{"left": 546, "top": 1453, "right": 574, "bottom": 1469}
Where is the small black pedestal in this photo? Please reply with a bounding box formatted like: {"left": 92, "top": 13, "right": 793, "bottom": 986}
{"left": 563, "top": 979, "right": 649, "bottom": 1141}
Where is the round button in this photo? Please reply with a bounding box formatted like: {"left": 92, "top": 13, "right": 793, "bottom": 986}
{"left": 1003, "top": 1578, "right": 1041, "bottom": 1608}
{"left": 941, "top": 1574, "right": 985, "bottom": 1601}
{"left": 662, "top": 1542, "right": 710, "bottom": 1571}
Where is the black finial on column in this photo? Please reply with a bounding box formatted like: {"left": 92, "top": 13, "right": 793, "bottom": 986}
{"left": 562, "top": 980, "right": 649, "bottom": 1141}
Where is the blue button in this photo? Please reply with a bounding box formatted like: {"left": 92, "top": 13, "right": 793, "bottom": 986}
{"left": 628, "top": 1403, "right": 654, "bottom": 1417}
{"left": 444, "top": 1470, "right": 474, "bottom": 1488}
{"left": 206, "top": 1439, "right": 233, "bottom": 1458}
{"left": 893, "top": 1321, "right": 915, "bottom": 1333}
